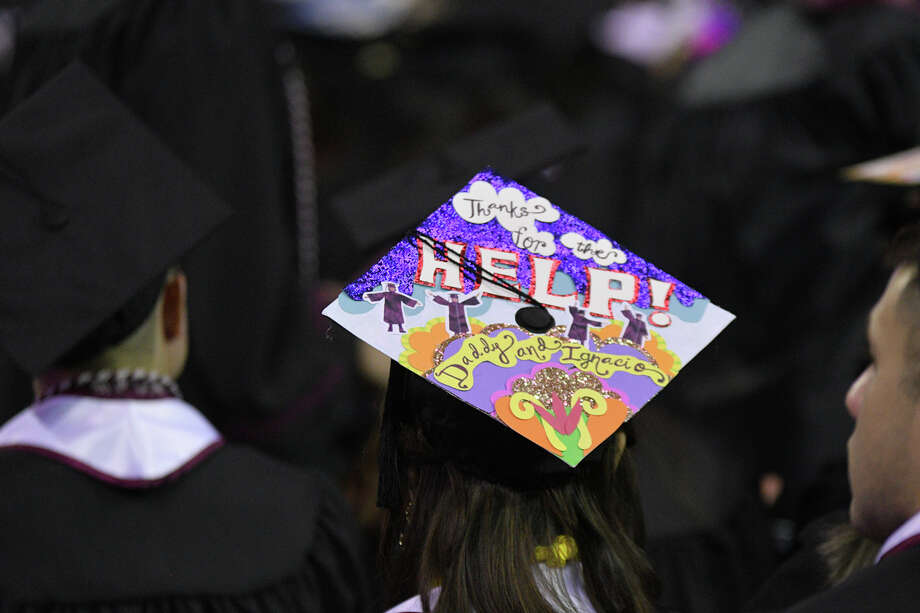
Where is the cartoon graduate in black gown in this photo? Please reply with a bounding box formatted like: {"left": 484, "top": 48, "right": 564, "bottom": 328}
{"left": 567, "top": 306, "right": 602, "bottom": 345}
{"left": 363, "top": 282, "right": 419, "bottom": 333}
{"left": 428, "top": 290, "right": 481, "bottom": 335}
{"left": 621, "top": 306, "right": 649, "bottom": 346}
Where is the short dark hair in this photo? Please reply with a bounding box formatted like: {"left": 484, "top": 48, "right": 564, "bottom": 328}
{"left": 886, "top": 223, "right": 920, "bottom": 273}
{"left": 885, "top": 225, "right": 920, "bottom": 396}
{"left": 52, "top": 272, "right": 167, "bottom": 370}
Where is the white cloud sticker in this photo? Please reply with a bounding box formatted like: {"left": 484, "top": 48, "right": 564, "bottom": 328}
{"left": 560, "top": 232, "right": 627, "bottom": 266}
{"left": 510, "top": 224, "right": 556, "bottom": 256}
{"left": 452, "top": 181, "right": 560, "bottom": 255}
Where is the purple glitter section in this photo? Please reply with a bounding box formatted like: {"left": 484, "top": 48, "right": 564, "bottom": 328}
{"left": 344, "top": 169, "right": 704, "bottom": 308}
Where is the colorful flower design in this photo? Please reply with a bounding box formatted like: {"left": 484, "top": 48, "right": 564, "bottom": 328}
{"left": 399, "top": 316, "right": 485, "bottom": 374}
{"left": 492, "top": 365, "right": 631, "bottom": 467}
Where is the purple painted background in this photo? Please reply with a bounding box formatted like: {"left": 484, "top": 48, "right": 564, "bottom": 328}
{"left": 344, "top": 169, "right": 704, "bottom": 309}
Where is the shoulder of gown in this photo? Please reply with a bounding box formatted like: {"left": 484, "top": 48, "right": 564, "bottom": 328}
{"left": 0, "top": 443, "right": 372, "bottom": 612}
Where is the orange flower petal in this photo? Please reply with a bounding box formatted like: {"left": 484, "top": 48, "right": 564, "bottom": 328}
{"left": 494, "top": 395, "right": 563, "bottom": 457}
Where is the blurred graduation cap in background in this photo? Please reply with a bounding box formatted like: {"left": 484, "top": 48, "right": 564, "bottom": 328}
{"left": 678, "top": 4, "right": 827, "bottom": 107}
{"left": 843, "top": 147, "right": 920, "bottom": 186}
{"left": 678, "top": 1, "right": 920, "bottom": 109}
{"left": 0, "top": 61, "right": 230, "bottom": 376}
{"left": 841, "top": 147, "right": 920, "bottom": 223}
{"left": 331, "top": 103, "right": 584, "bottom": 253}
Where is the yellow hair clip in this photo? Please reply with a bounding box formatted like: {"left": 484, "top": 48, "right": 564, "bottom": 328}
{"left": 534, "top": 535, "right": 579, "bottom": 568}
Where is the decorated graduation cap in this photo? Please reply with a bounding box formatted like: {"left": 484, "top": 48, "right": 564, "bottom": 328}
{"left": 842, "top": 147, "right": 920, "bottom": 185}
{"left": 0, "top": 61, "right": 231, "bottom": 375}
{"left": 323, "top": 170, "right": 733, "bottom": 500}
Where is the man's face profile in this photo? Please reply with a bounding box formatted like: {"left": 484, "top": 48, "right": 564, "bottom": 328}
{"left": 847, "top": 265, "right": 920, "bottom": 540}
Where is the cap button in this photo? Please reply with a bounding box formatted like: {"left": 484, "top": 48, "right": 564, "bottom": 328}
{"left": 515, "top": 305, "right": 555, "bottom": 334}
{"left": 40, "top": 205, "right": 69, "bottom": 231}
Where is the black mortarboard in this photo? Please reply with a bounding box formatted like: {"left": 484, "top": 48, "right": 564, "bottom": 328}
{"left": 0, "top": 61, "right": 231, "bottom": 375}
{"left": 332, "top": 103, "right": 584, "bottom": 252}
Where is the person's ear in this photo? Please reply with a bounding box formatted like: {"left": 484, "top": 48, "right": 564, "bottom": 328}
{"left": 161, "top": 271, "right": 187, "bottom": 341}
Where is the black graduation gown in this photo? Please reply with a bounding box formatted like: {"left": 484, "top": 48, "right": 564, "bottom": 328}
{"left": 743, "top": 512, "right": 853, "bottom": 612}
{"left": 780, "top": 546, "right": 920, "bottom": 613}
{"left": 0, "top": 443, "right": 371, "bottom": 612}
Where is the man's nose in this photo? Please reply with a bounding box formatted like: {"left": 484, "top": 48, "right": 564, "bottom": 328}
{"left": 846, "top": 368, "right": 868, "bottom": 419}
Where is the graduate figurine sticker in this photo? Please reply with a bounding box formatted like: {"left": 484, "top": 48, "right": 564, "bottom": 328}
{"left": 363, "top": 282, "right": 419, "bottom": 333}
{"left": 324, "top": 170, "right": 735, "bottom": 467}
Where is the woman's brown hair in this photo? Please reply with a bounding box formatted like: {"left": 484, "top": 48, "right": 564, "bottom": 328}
{"left": 378, "top": 365, "right": 658, "bottom": 613}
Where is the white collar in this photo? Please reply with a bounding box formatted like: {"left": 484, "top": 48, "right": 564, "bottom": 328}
{"left": 876, "top": 509, "right": 920, "bottom": 563}
{"left": 384, "top": 592, "right": 426, "bottom": 613}
{"left": 382, "top": 563, "right": 596, "bottom": 613}
{"left": 0, "top": 395, "right": 222, "bottom": 487}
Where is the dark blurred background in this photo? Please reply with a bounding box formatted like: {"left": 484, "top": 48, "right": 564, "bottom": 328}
{"left": 1, "top": 0, "right": 919, "bottom": 610}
